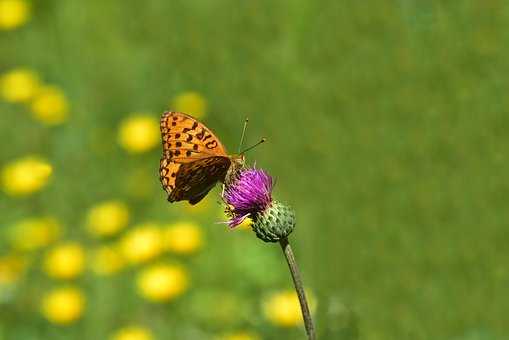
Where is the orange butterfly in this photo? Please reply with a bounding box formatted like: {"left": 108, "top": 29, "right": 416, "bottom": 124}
{"left": 160, "top": 111, "right": 255, "bottom": 205}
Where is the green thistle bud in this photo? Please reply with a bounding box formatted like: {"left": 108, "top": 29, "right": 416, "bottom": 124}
{"left": 252, "top": 201, "right": 295, "bottom": 243}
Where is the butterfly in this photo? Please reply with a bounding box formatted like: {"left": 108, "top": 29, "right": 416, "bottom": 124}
{"left": 159, "top": 111, "right": 247, "bottom": 205}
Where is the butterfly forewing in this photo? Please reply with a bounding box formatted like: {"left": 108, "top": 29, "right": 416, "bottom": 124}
{"left": 159, "top": 111, "right": 238, "bottom": 205}
{"left": 161, "top": 111, "right": 227, "bottom": 162}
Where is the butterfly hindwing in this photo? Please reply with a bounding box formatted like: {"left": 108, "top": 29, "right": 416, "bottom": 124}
{"left": 159, "top": 156, "right": 181, "bottom": 195}
{"left": 167, "top": 156, "right": 231, "bottom": 204}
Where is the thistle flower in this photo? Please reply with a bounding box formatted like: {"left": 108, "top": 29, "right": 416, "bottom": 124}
{"left": 222, "top": 166, "right": 315, "bottom": 339}
{"left": 223, "top": 168, "right": 273, "bottom": 227}
{"left": 223, "top": 168, "right": 295, "bottom": 242}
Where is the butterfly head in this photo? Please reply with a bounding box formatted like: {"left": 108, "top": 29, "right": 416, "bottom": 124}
{"left": 225, "top": 154, "right": 245, "bottom": 185}
{"left": 230, "top": 154, "right": 245, "bottom": 168}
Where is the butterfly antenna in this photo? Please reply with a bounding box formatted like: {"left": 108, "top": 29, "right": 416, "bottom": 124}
{"left": 240, "top": 137, "right": 266, "bottom": 154}
{"left": 238, "top": 118, "right": 249, "bottom": 153}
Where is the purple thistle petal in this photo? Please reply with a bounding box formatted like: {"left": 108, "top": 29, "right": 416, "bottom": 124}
{"left": 223, "top": 168, "right": 273, "bottom": 228}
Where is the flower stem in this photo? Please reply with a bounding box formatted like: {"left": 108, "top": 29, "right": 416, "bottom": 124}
{"left": 279, "top": 237, "right": 316, "bottom": 340}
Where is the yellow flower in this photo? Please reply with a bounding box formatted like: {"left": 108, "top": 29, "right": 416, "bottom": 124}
{"left": 0, "top": 0, "right": 30, "bottom": 30}
{"left": 30, "top": 85, "right": 69, "bottom": 125}
{"left": 41, "top": 286, "right": 85, "bottom": 325}
{"left": 9, "top": 217, "right": 61, "bottom": 251}
{"left": 172, "top": 91, "right": 207, "bottom": 119}
{"left": 118, "top": 114, "right": 159, "bottom": 153}
{"left": 163, "top": 221, "right": 203, "bottom": 255}
{"left": 90, "top": 245, "right": 125, "bottom": 276}
{"left": 263, "top": 290, "right": 317, "bottom": 327}
{"left": 0, "top": 68, "right": 39, "bottom": 102}
{"left": 43, "top": 242, "right": 85, "bottom": 279}
{"left": 86, "top": 201, "right": 129, "bottom": 237}
{"left": 121, "top": 224, "right": 163, "bottom": 264}
{"left": 1, "top": 156, "right": 52, "bottom": 196}
{"left": 220, "top": 331, "right": 261, "bottom": 340}
{"left": 136, "top": 263, "right": 188, "bottom": 302}
{"left": 111, "top": 326, "right": 153, "bottom": 340}
{"left": 0, "top": 255, "right": 26, "bottom": 285}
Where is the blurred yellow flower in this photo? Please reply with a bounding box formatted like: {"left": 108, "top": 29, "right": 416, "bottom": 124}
{"left": 90, "top": 245, "right": 125, "bottom": 276}
{"left": 86, "top": 201, "right": 129, "bottom": 237}
{"left": 1, "top": 156, "right": 52, "bottom": 196}
{"left": 30, "top": 85, "right": 69, "bottom": 125}
{"left": 0, "top": 255, "right": 26, "bottom": 285}
{"left": 220, "top": 331, "right": 261, "bottom": 340}
{"left": 0, "top": 0, "right": 30, "bottom": 30}
{"left": 163, "top": 221, "right": 203, "bottom": 255}
{"left": 118, "top": 114, "right": 159, "bottom": 153}
{"left": 41, "top": 286, "right": 85, "bottom": 325}
{"left": 111, "top": 326, "right": 153, "bottom": 340}
{"left": 0, "top": 68, "right": 39, "bottom": 102}
{"left": 10, "top": 217, "right": 61, "bottom": 251}
{"left": 43, "top": 242, "right": 85, "bottom": 279}
{"left": 263, "top": 290, "right": 316, "bottom": 327}
{"left": 172, "top": 91, "right": 207, "bottom": 119}
{"left": 121, "top": 224, "right": 163, "bottom": 264}
{"left": 136, "top": 263, "right": 188, "bottom": 302}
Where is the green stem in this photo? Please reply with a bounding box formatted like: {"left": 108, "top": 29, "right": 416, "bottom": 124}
{"left": 279, "top": 237, "right": 316, "bottom": 340}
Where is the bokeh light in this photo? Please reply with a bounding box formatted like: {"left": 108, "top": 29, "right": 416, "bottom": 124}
{"left": 0, "top": 68, "right": 39, "bottom": 102}
{"left": 118, "top": 114, "right": 159, "bottom": 153}
{"left": 0, "top": 0, "right": 30, "bottom": 30}
{"left": 120, "top": 224, "right": 163, "bottom": 264}
{"left": 30, "top": 85, "right": 69, "bottom": 125}
{"left": 0, "top": 255, "right": 26, "bottom": 286}
{"left": 221, "top": 331, "right": 261, "bottom": 340}
{"left": 263, "top": 290, "right": 317, "bottom": 327}
{"left": 163, "top": 221, "right": 203, "bottom": 255}
{"left": 8, "top": 217, "right": 60, "bottom": 251}
{"left": 171, "top": 91, "right": 207, "bottom": 119}
{"left": 43, "top": 242, "right": 85, "bottom": 280}
{"left": 41, "top": 287, "right": 85, "bottom": 325}
{"left": 86, "top": 201, "right": 129, "bottom": 238}
{"left": 110, "top": 326, "right": 153, "bottom": 340}
{"left": 136, "top": 263, "right": 188, "bottom": 302}
{"left": 1, "top": 156, "right": 52, "bottom": 196}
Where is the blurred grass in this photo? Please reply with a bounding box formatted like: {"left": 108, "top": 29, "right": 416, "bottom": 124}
{"left": 1, "top": 1, "right": 509, "bottom": 339}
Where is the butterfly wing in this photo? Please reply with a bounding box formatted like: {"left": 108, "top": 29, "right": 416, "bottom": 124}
{"left": 162, "top": 156, "right": 231, "bottom": 204}
{"left": 160, "top": 111, "right": 228, "bottom": 161}
{"left": 159, "top": 111, "right": 231, "bottom": 204}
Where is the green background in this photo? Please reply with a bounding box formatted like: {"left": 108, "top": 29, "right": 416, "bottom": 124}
{"left": 1, "top": 1, "right": 508, "bottom": 339}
